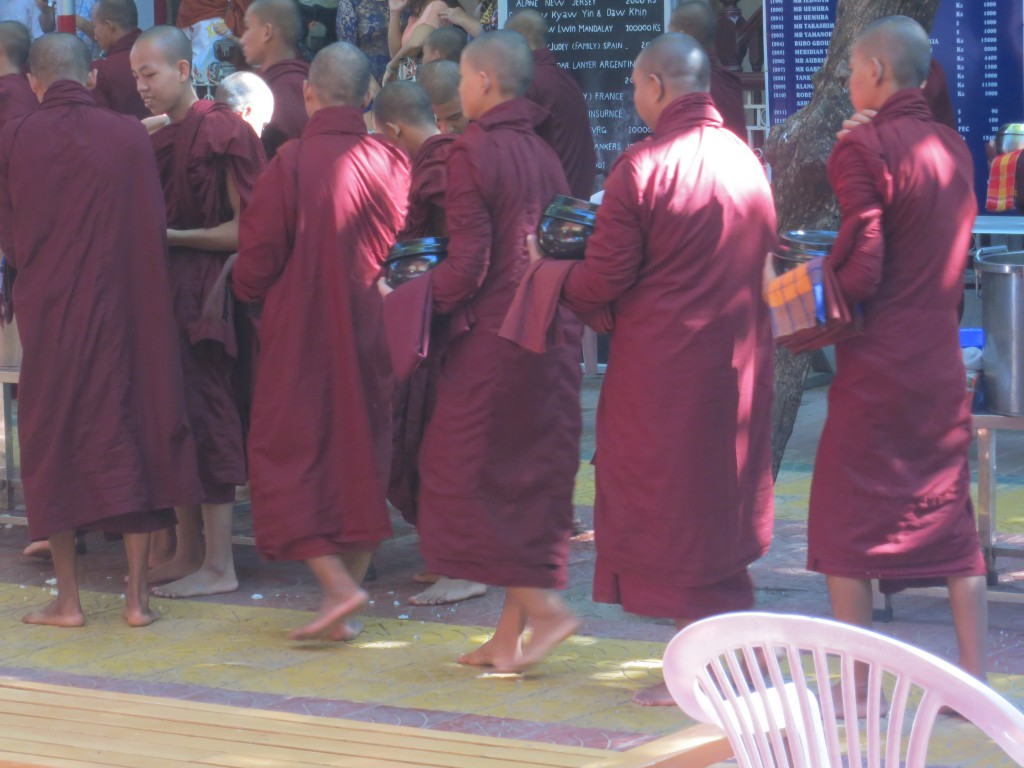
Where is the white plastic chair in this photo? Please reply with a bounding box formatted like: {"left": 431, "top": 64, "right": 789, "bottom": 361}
{"left": 662, "top": 611, "right": 1024, "bottom": 768}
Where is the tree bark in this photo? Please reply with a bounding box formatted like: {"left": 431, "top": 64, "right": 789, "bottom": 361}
{"left": 764, "top": 0, "right": 940, "bottom": 478}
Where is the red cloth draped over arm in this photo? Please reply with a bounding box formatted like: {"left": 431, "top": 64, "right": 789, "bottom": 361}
{"left": 232, "top": 147, "right": 298, "bottom": 303}
{"left": 827, "top": 137, "right": 887, "bottom": 306}
{"left": 431, "top": 137, "right": 490, "bottom": 313}
{"left": 561, "top": 154, "right": 643, "bottom": 316}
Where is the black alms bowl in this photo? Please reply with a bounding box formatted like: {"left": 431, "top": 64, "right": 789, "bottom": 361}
{"left": 536, "top": 195, "right": 600, "bottom": 260}
{"left": 385, "top": 237, "right": 448, "bottom": 288}
{"left": 773, "top": 229, "right": 837, "bottom": 274}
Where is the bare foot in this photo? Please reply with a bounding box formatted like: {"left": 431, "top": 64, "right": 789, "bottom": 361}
{"left": 458, "top": 635, "right": 522, "bottom": 668}
{"left": 152, "top": 568, "right": 238, "bottom": 598}
{"left": 413, "top": 571, "right": 442, "bottom": 584}
{"left": 22, "top": 541, "right": 52, "bottom": 560}
{"left": 290, "top": 589, "right": 368, "bottom": 640}
{"left": 831, "top": 682, "right": 889, "bottom": 720}
{"left": 497, "top": 611, "right": 580, "bottom": 673}
{"left": 22, "top": 598, "right": 85, "bottom": 628}
{"left": 633, "top": 681, "right": 676, "bottom": 707}
{"left": 124, "top": 605, "right": 161, "bottom": 628}
{"left": 146, "top": 555, "right": 204, "bottom": 586}
{"left": 409, "top": 577, "right": 486, "bottom": 606}
{"left": 328, "top": 618, "right": 364, "bottom": 641}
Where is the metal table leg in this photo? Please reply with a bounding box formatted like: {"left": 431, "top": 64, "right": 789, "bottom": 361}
{"left": 976, "top": 426, "right": 999, "bottom": 585}
{"left": 2, "top": 382, "right": 13, "bottom": 511}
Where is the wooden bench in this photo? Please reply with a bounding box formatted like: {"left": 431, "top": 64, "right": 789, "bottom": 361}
{"left": 0, "top": 679, "right": 732, "bottom": 768}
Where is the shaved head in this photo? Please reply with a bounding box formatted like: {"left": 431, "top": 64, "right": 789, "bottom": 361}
{"left": 423, "top": 25, "right": 467, "bottom": 63}
{"left": 668, "top": 1, "right": 715, "bottom": 51}
{"left": 0, "top": 21, "right": 31, "bottom": 70}
{"left": 855, "top": 15, "right": 931, "bottom": 89}
{"left": 216, "top": 71, "right": 274, "bottom": 131}
{"left": 462, "top": 30, "right": 533, "bottom": 98}
{"left": 28, "top": 33, "right": 91, "bottom": 89}
{"left": 134, "top": 24, "right": 192, "bottom": 67}
{"left": 373, "top": 80, "right": 436, "bottom": 128}
{"left": 93, "top": 0, "right": 138, "bottom": 31}
{"left": 418, "top": 59, "right": 459, "bottom": 104}
{"left": 636, "top": 32, "right": 710, "bottom": 94}
{"left": 308, "top": 42, "right": 370, "bottom": 107}
{"left": 248, "top": 0, "right": 301, "bottom": 48}
{"left": 505, "top": 9, "right": 547, "bottom": 51}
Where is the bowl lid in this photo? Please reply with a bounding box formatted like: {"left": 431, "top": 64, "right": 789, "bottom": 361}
{"left": 975, "top": 251, "right": 1024, "bottom": 274}
{"left": 389, "top": 237, "right": 448, "bottom": 259}
{"left": 543, "top": 204, "right": 598, "bottom": 226}
{"left": 780, "top": 229, "right": 837, "bottom": 254}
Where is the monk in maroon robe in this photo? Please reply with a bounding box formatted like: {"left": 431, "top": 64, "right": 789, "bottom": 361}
{"left": 90, "top": 0, "right": 147, "bottom": 118}
{"left": 810, "top": 17, "right": 987, "bottom": 710}
{"left": 923, "top": 57, "right": 956, "bottom": 131}
{"left": 417, "top": 60, "right": 468, "bottom": 135}
{"left": 373, "top": 82, "right": 489, "bottom": 608}
{"left": 669, "top": 2, "right": 746, "bottom": 139}
{"left": 422, "top": 25, "right": 465, "bottom": 65}
{"left": 505, "top": 10, "right": 596, "bottom": 200}
{"left": 0, "top": 34, "right": 202, "bottom": 627}
{"left": 240, "top": 0, "right": 309, "bottom": 158}
{"left": 234, "top": 43, "right": 407, "bottom": 640}
{"left": 131, "top": 26, "right": 266, "bottom": 598}
{"left": 514, "top": 33, "right": 774, "bottom": 704}
{"left": 412, "top": 31, "right": 582, "bottom": 672}
{"left": 0, "top": 23, "right": 36, "bottom": 128}
{"left": 215, "top": 70, "right": 275, "bottom": 138}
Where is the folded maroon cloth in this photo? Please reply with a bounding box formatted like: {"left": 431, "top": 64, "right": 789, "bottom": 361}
{"left": 500, "top": 259, "right": 612, "bottom": 353}
{"left": 187, "top": 252, "right": 239, "bottom": 359}
{"left": 383, "top": 274, "right": 433, "bottom": 382}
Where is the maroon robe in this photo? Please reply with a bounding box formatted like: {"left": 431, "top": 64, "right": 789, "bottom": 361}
{"left": 92, "top": 29, "right": 148, "bottom": 119}
{"left": 710, "top": 60, "right": 746, "bottom": 139}
{"left": 151, "top": 99, "right": 265, "bottom": 502}
{"left": 808, "top": 89, "right": 984, "bottom": 586}
{"left": 558, "top": 92, "right": 775, "bottom": 620}
{"left": 526, "top": 48, "right": 596, "bottom": 200}
{"left": 0, "top": 81, "right": 201, "bottom": 539}
{"left": 923, "top": 58, "right": 956, "bottom": 131}
{"left": 260, "top": 58, "right": 309, "bottom": 159}
{"left": 233, "top": 106, "right": 407, "bottom": 561}
{"left": 0, "top": 73, "right": 37, "bottom": 131}
{"left": 416, "top": 98, "right": 582, "bottom": 589}
{"left": 398, "top": 131, "right": 455, "bottom": 240}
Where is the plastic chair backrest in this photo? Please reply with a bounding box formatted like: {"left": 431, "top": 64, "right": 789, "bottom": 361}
{"left": 662, "top": 612, "right": 1024, "bottom": 768}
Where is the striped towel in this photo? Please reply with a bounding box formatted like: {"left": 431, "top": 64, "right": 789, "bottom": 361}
{"left": 766, "top": 260, "right": 823, "bottom": 338}
{"left": 986, "top": 149, "right": 1023, "bottom": 212}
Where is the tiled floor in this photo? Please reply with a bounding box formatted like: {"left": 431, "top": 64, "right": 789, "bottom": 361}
{"left": 1, "top": 376, "right": 1024, "bottom": 766}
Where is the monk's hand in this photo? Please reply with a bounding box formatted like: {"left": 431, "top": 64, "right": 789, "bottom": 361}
{"left": 35, "top": 0, "right": 53, "bottom": 14}
{"left": 383, "top": 61, "right": 399, "bottom": 85}
{"left": 377, "top": 278, "right": 393, "bottom": 298}
{"left": 526, "top": 234, "right": 544, "bottom": 265}
{"left": 167, "top": 229, "right": 184, "bottom": 246}
{"left": 212, "top": 19, "right": 230, "bottom": 35}
{"left": 836, "top": 109, "right": 877, "bottom": 140}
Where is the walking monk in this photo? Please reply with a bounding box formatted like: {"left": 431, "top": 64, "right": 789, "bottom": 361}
{"left": 131, "top": 25, "right": 266, "bottom": 598}
{"left": 239, "top": 0, "right": 309, "bottom": 158}
{"left": 0, "top": 33, "right": 202, "bottom": 627}
{"left": 415, "top": 31, "right": 582, "bottom": 671}
{"left": 809, "top": 16, "right": 987, "bottom": 710}
{"left": 515, "top": 33, "right": 774, "bottom": 702}
{"left": 373, "top": 81, "right": 487, "bottom": 607}
{"left": 90, "top": 0, "right": 147, "bottom": 118}
{"left": 505, "top": 9, "right": 595, "bottom": 199}
{"left": 416, "top": 59, "right": 467, "bottom": 134}
{"left": 669, "top": 2, "right": 746, "bottom": 139}
{"left": 233, "top": 43, "right": 409, "bottom": 640}
{"left": 0, "top": 22, "right": 36, "bottom": 127}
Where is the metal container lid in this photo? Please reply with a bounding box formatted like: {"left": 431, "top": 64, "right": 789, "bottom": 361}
{"left": 975, "top": 251, "right": 1024, "bottom": 274}
{"left": 543, "top": 195, "right": 600, "bottom": 227}
{"left": 779, "top": 229, "right": 837, "bottom": 256}
{"left": 388, "top": 237, "right": 448, "bottom": 260}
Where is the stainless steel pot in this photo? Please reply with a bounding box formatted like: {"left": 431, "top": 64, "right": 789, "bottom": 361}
{"left": 976, "top": 250, "right": 1024, "bottom": 415}
{"left": 996, "top": 123, "right": 1024, "bottom": 154}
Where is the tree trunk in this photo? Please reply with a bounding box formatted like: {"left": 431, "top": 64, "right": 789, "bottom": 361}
{"left": 764, "top": 0, "right": 941, "bottom": 478}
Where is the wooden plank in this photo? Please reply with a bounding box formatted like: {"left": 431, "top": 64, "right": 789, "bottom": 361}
{"left": 0, "top": 709, "right": 595, "bottom": 768}
{"left": 0, "top": 736, "right": 196, "bottom": 768}
{"left": 606, "top": 726, "right": 733, "bottom": 768}
{"left": 0, "top": 680, "right": 605, "bottom": 761}
{"left": 0, "top": 681, "right": 604, "bottom": 763}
